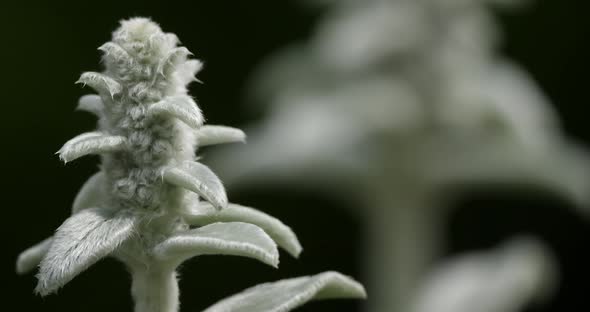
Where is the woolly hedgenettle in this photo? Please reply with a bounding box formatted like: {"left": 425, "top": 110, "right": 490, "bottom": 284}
{"left": 16, "top": 18, "right": 365, "bottom": 312}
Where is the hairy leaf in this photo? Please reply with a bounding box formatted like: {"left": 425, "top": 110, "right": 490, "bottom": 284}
{"left": 163, "top": 161, "right": 227, "bottom": 210}
{"left": 185, "top": 202, "right": 302, "bottom": 258}
{"left": 36, "top": 208, "right": 138, "bottom": 296}
{"left": 98, "top": 42, "right": 133, "bottom": 64}
{"left": 196, "top": 125, "right": 246, "bottom": 147}
{"left": 177, "top": 59, "right": 204, "bottom": 85}
{"left": 159, "top": 47, "right": 192, "bottom": 77}
{"left": 76, "top": 72, "right": 122, "bottom": 97}
{"left": 57, "top": 132, "right": 127, "bottom": 163}
{"left": 153, "top": 222, "right": 279, "bottom": 267}
{"left": 60, "top": 131, "right": 104, "bottom": 146}
{"left": 203, "top": 271, "right": 367, "bottom": 312}
{"left": 148, "top": 95, "right": 204, "bottom": 128}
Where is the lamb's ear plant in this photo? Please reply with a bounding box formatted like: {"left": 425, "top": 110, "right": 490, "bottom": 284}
{"left": 16, "top": 17, "right": 365, "bottom": 312}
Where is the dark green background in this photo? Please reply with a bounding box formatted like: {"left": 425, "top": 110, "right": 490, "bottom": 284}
{"left": 1, "top": 0, "right": 589, "bottom": 311}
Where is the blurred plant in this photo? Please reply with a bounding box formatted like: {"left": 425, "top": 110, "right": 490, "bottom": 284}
{"left": 15, "top": 18, "right": 365, "bottom": 312}
{"left": 207, "top": 0, "right": 590, "bottom": 311}
{"left": 411, "top": 237, "right": 556, "bottom": 312}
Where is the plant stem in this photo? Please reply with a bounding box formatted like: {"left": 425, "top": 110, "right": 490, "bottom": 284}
{"left": 363, "top": 182, "right": 444, "bottom": 312}
{"left": 130, "top": 264, "right": 179, "bottom": 312}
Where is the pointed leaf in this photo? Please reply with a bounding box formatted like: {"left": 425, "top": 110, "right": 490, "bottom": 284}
{"left": 98, "top": 42, "right": 133, "bottom": 64}
{"left": 76, "top": 72, "right": 122, "bottom": 97}
{"left": 163, "top": 161, "right": 227, "bottom": 210}
{"left": 158, "top": 47, "right": 192, "bottom": 77}
{"left": 177, "top": 59, "right": 204, "bottom": 86}
{"left": 61, "top": 131, "right": 104, "bottom": 146}
{"left": 153, "top": 222, "right": 279, "bottom": 267}
{"left": 72, "top": 172, "right": 108, "bottom": 214}
{"left": 203, "top": 271, "right": 367, "bottom": 312}
{"left": 185, "top": 203, "right": 302, "bottom": 258}
{"left": 148, "top": 95, "right": 204, "bottom": 128}
{"left": 196, "top": 125, "right": 246, "bottom": 147}
{"left": 77, "top": 94, "right": 104, "bottom": 117}
{"left": 36, "top": 208, "right": 138, "bottom": 296}
{"left": 57, "top": 132, "right": 127, "bottom": 163}
{"left": 16, "top": 237, "right": 53, "bottom": 275}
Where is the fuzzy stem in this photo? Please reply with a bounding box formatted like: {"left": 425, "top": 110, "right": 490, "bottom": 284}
{"left": 130, "top": 264, "right": 179, "bottom": 312}
{"left": 363, "top": 184, "right": 444, "bottom": 312}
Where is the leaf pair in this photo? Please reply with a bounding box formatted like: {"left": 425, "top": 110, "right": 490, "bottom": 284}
{"left": 76, "top": 83, "right": 205, "bottom": 129}
{"left": 185, "top": 202, "right": 302, "bottom": 258}
{"left": 24, "top": 167, "right": 302, "bottom": 296}
{"left": 56, "top": 125, "right": 244, "bottom": 165}
{"left": 32, "top": 208, "right": 295, "bottom": 296}
{"left": 56, "top": 132, "right": 229, "bottom": 210}
{"left": 154, "top": 222, "right": 280, "bottom": 268}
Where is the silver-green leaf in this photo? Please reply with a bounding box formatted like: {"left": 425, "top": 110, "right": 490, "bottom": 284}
{"left": 76, "top": 72, "right": 122, "bottom": 97}
{"left": 147, "top": 95, "right": 204, "bottom": 128}
{"left": 57, "top": 132, "right": 127, "bottom": 163}
{"left": 153, "top": 222, "right": 279, "bottom": 268}
{"left": 36, "top": 208, "right": 138, "bottom": 296}
{"left": 163, "top": 161, "right": 228, "bottom": 210}
{"left": 203, "top": 271, "right": 367, "bottom": 312}
{"left": 196, "top": 125, "right": 246, "bottom": 147}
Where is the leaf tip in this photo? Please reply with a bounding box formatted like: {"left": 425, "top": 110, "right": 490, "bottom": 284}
{"left": 322, "top": 271, "right": 368, "bottom": 299}
{"left": 34, "top": 278, "right": 55, "bottom": 297}
{"left": 56, "top": 151, "right": 69, "bottom": 164}
{"left": 290, "top": 245, "right": 303, "bottom": 259}
{"left": 270, "top": 255, "right": 280, "bottom": 268}
{"left": 74, "top": 77, "right": 85, "bottom": 86}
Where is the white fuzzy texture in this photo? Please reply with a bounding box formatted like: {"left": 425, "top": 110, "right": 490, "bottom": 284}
{"left": 17, "top": 17, "right": 365, "bottom": 312}
{"left": 186, "top": 202, "right": 302, "bottom": 258}
{"left": 98, "top": 42, "right": 133, "bottom": 65}
{"left": 196, "top": 125, "right": 246, "bottom": 146}
{"left": 154, "top": 222, "right": 279, "bottom": 268}
{"left": 76, "top": 72, "right": 122, "bottom": 97}
{"left": 36, "top": 208, "right": 138, "bottom": 296}
{"left": 203, "top": 271, "right": 367, "bottom": 312}
{"left": 23, "top": 17, "right": 221, "bottom": 299}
